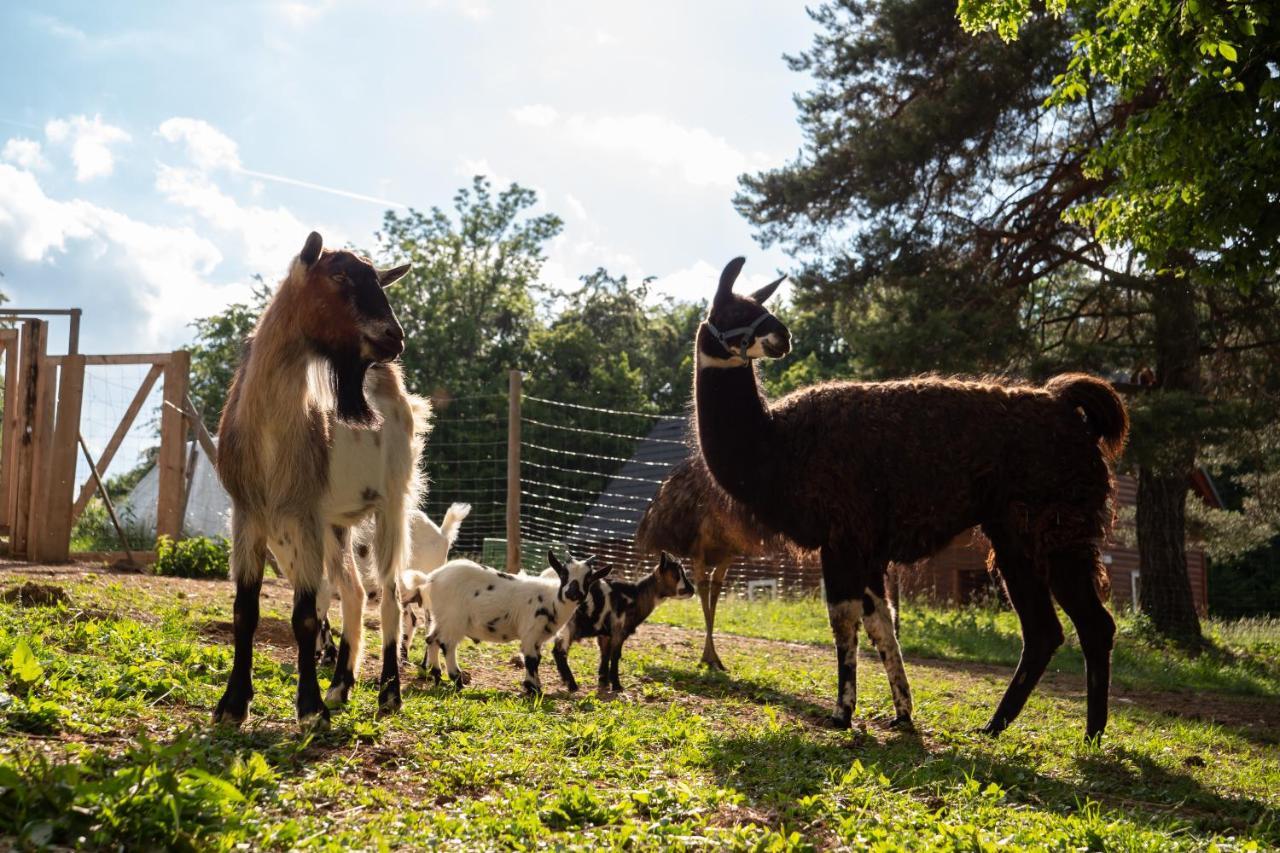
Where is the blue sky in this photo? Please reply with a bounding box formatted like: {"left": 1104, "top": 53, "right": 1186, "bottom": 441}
{"left": 0, "top": 1, "right": 817, "bottom": 356}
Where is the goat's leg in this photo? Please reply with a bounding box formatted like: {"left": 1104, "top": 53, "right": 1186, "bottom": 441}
{"left": 214, "top": 512, "right": 265, "bottom": 726}
{"left": 372, "top": 508, "right": 407, "bottom": 715}
{"left": 822, "top": 544, "right": 864, "bottom": 729}
{"left": 521, "top": 638, "right": 544, "bottom": 696}
{"left": 703, "top": 560, "right": 731, "bottom": 671}
{"left": 424, "top": 626, "right": 442, "bottom": 683}
{"left": 861, "top": 580, "right": 914, "bottom": 728}
{"left": 596, "top": 635, "right": 612, "bottom": 691}
{"left": 325, "top": 527, "right": 365, "bottom": 708}
{"left": 552, "top": 627, "right": 579, "bottom": 692}
{"left": 980, "top": 526, "right": 1064, "bottom": 736}
{"left": 608, "top": 631, "right": 624, "bottom": 692}
{"left": 277, "top": 520, "right": 329, "bottom": 729}
{"left": 1049, "top": 544, "right": 1116, "bottom": 743}
{"left": 400, "top": 602, "right": 419, "bottom": 665}
{"left": 314, "top": 574, "right": 337, "bottom": 665}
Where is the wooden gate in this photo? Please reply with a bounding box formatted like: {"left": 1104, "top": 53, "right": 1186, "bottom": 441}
{"left": 0, "top": 310, "right": 192, "bottom": 563}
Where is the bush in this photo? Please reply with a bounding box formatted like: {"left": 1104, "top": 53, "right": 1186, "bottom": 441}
{"left": 153, "top": 536, "right": 230, "bottom": 580}
{"left": 69, "top": 499, "right": 152, "bottom": 553}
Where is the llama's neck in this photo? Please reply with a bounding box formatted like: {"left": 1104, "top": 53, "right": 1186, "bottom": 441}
{"left": 693, "top": 342, "right": 774, "bottom": 506}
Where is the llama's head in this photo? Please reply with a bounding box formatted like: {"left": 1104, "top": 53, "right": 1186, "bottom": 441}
{"left": 291, "top": 231, "right": 412, "bottom": 423}
{"left": 547, "top": 551, "right": 611, "bottom": 603}
{"left": 653, "top": 552, "right": 695, "bottom": 599}
{"left": 698, "top": 257, "right": 790, "bottom": 368}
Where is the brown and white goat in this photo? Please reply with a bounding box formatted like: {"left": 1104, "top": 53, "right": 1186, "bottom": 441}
{"left": 214, "top": 231, "right": 426, "bottom": 729}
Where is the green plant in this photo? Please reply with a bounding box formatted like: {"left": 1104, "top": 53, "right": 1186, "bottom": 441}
{"left": 70, "top": 499, "right": 153, "bottom": 553}
{"left": 153, "top": 536, "right": 230, "bottom": 580}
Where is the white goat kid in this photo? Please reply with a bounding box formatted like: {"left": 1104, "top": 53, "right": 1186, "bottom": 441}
{"left": 408, "top": 552, "right": 609, "bottom": 694}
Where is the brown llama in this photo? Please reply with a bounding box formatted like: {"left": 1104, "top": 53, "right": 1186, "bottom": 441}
{"left": 636, "top": 455, "right": 792, "bottom": 670}
{"left": 214, "top": 231, "right": 428, "bottom": 729}
{"left": 693, "top": 258, "right": 1128, "bottom": 742}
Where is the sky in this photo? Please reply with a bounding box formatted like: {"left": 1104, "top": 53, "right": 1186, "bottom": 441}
{"left": 0, "top": 0, "right": 818, "bottom": 357}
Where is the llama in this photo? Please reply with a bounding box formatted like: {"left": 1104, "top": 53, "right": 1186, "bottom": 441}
{"left": 551, "top": 552, "right": 695, "bottom": 692}
{"left": 636, "top": 456, "right": 794, "bottom": 671}
{"left": 693, "top": 258, "right": 1128, "bottom": 741}
{"left": 404, "top": 552, "right": 609, "bottom": 694}
{"left": 317, "top": 502, "right": 472, "bottom": 664}
{"left": 213, "top": 231, "right": 427, "bottom": 729}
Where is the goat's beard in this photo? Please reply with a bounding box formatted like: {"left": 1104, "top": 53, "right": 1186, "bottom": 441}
{"left": 328, "top": 350, "right": 379, "bottom": 427}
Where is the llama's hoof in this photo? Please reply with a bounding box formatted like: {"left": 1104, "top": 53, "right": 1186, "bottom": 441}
{"left": 827, "top": 713, "right": 853, "bottom": 730}
{"left": 976, "top": 721, "right": 1005, "bottom": 738}
{"left": 610, "top": 681, "right": 624, "bottom": 693}
{"left": 522, "top": 681, "right": 543, "bottom": 697}
{"left": 700, "top": 653, "right": 728, "bottom": 672}
{"left": 213, "top": 692, "right": 251, "bottom": 727}
{"left": 888, "top": 713, "right": 914, "bottom": 731}
{"left": 377, "top": 685, "right": 402, "bottom": 716}
{"left": 324, "top": 682, "right": 352, "bottom": 708}
{"left": 298, "top": 707, "right": 331, "bottom": 732}
{"left": 564, "top": 680, "right": 579, "bottom": 693}
{"left": 1084, "top": 729, "right": 1104, "bottom": 746}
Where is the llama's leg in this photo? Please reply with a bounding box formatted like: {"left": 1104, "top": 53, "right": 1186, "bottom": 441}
{"left": 214, "top": 511, "right": 266, "bottom": 726}
{"left": 325, "top": 527, "right": 365, "bottom": 707}
{"left": 821, "top": 544, "right": 864, "bottom": 729}
{"left": 1048, "top": 544, "right": 1116, "bottom": 743}
{"left": 552, "top": 627, "right": 579, "bottom": 692}
{"left": 980, "top": 525, "right": 1064, "bottom": 736}
{"left": 278, "top": 519, "right": 329, "bottom": 729}
{"left": 703, "top": 560, "right": 731, "bottom": 671}
{"left": 861, "top": 579, "right": 914, "bottom": 728}
{"left": 692, "top": 558, "right": 719, "bottom": 671}
{"left": 521, "top": 638, "right": 544, "bottom": 696}
{"left": 596, "top": 635, "right": 612, "bottom": 690}
{"left": 373, "top": 508, "right": 408, "bottom": 715}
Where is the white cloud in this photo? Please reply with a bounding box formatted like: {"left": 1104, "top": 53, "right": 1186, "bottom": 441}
{"left": 1, "top": 138, "right": 49, "bottom": 171}
{"left": 157, "top": 117, "right": 242, "bottom": 171}
{"left": 564, "top": 193, "right": 588, "bottom": 221}
{"left": 276, "top": 0, "right": 336, "bottom": 26}
{"left": 512, "top": 110, "right": 771, "bottom": 188}
{"left": 44, "top": 114, "right": 131, "bottom": 182}
{"left": 510, "top": 104, "right": 559, "bottom": 128}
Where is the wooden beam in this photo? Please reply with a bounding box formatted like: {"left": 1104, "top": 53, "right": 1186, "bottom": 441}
{"left": 184, "top": 394, "right": 218, "bottom": 462}
{"left": 0, "top": 329, "right": 20, "bottom": 532}
{"left": 155, "top": 350, "right": 191, "bottom": 540}
{"left": 11, "top": 321, "right": 48, "bottom": 558}
{"left": 82, "top": 354, "right": 173, "bottom": 366}
{"left": 70, "top": 362, "right": 163, "bottom": 524}
{"left": 33, "top": 354, "right": 85, "bottom": 562}
{"left": 19, "top": 326, "right": 56, "bottom": 559}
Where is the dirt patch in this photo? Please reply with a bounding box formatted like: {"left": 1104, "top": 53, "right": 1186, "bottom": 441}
{"left": 0, "top": 581, "right": 69, "bottom": 607}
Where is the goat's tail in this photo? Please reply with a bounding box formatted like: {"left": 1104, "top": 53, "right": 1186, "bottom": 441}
{"left": 401, "top": 568, "right": 432, "bottom": 609}
{"left": 438, "top": 502, "right": 472, "bottom": 546}
{"left": 1046, "top": 373, "right": 1129, "bottom": 459}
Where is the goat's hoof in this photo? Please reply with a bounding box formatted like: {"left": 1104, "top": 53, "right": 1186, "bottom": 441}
{"left": 888, "top": 713, "right": 914, "bottom": 731}
{"left": 522, "top": 682, "right": 543, "bottom": 697}
{"left": 213, "top": 693, "right": 250, "bottom": 727}
{"left": 564, "top": 682, "right": 579, "bottom": 693}
{"left": 827, "top": 713, "right": 853, "bottom": 730}
{"left": 298, "top": 707, "right": 331, "bottom": 732}
{"left": 377, "top": 691, "right": 402, "bottom": 717}
{"left": 428, "top": 667, "right": 443, "bottom": 685}
{"left": 457, "top": 670, "right": 473, "bottom": 686}
{"left": 324, "top": 683, "right": 351, "bottom": 708}
{"left": 1084, "top": 729, "right": 1104, "bottom": 746}
{"left": 976, "top": 722, "right": 1005, "bottom": 738}
{"left": 611, "top": 681, "right": 624, "bottom": 693}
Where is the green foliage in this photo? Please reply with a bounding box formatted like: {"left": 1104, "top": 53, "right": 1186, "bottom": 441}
{"left": 153, "top": 536, "right": 230, "bottom": 580}
{"left": 70, "top": 498, "right": 153, "bottom": 553}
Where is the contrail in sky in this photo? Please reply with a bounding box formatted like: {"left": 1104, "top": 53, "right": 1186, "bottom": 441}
{"left": 237, "top": 167, "right": 409, "bottom": 209}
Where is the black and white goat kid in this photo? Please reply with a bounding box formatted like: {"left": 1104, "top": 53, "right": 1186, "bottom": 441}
{"left": 551, "top": 552, "right": 695, "bottom": 693}
{"left": 405, "top": 551, "right": 609, "bottom": 694}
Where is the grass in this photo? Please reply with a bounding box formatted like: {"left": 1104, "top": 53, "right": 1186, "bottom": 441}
{"left": 0, "top": 567, "right": 1276, "bottom": 850}
{"left": 654, "top": 596, "right": 1280, "bottom": 697}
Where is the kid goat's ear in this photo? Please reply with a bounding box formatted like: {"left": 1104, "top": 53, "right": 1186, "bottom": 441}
{"left": 750, "top": 274, "right": 785, "bottom": 305}
{"left": 716, "top": 256, "right": 746, "bottom": 303}
{"left": 548, "top": 551, "right": 567, "bottom": 580}
{"left": 300, "top": 231, "right": 324, "bottom": 267}
{"left": 377, "top": 263, "right": 412, "bottom": 288}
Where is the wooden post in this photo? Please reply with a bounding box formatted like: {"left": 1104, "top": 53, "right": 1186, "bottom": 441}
{"left": 11, "top": 321, "right": 48, "bottom": 558}
{"left": 156, "top": 350, "right": 191, "bottom": 541}
{"left": 506, "top": 369, "right": 522, "bottom": 572}
{"left": 33, "top": 354, "right": 85, "bottom": 562}
{"left": 0, "top": 329, "right": 20, "bottom": 533}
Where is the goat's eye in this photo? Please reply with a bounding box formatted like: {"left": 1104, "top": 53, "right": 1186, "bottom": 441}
{"left": 333, "top": 274, "right": 350, "bottom": 286}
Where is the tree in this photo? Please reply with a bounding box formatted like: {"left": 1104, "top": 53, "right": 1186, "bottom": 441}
{"left": 736, "top": 0, "right": 1280, "bottom": 642}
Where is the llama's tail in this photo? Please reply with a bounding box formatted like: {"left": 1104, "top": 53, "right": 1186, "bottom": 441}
{"left": 1046, "top": 373, "right": 1129, "bottom": 459}
{"left": 438, "top": 502, "right": 472, "bottom": 547}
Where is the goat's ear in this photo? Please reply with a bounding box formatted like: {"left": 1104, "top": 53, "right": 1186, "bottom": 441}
{"left": 300, "top": 231, "right": 324, "bottom": 267}
{"left": 716, "top": 257, "right": 746, "bottom": 303}
{"left": 750, "top": 274, "right": 785, "bottom": 305}
{"left": 547, "top": 551, "right": 567, "bottom": 582}
{"left": 660, "top": 552, "right": 681, "bottom": 572}
{"left": 583, "top": 554, "right": 597, "bottom": 566}
{"left": 378, "top": 263, "right": 411, "bottom": 288}
{"left": 589, "top": 564, "right": 613, "bottom": 583}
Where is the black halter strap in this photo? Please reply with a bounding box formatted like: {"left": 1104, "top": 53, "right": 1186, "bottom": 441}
{"left": 705, "top": 314, "right": 772, "bottom": 360}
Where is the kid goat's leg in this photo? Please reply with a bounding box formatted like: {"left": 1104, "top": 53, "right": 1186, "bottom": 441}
{"left": 214, "top": 510, "right": 266, "bottom": 726}
{"left": 521, "top": 638, "right": 545, "bottom": 696}
{"left": 821, "top": 543, "right": 864, "bottom": 729}
{"left": 325, "top": 526, "right": 365, "bottom": 707}
{"left": 980, "top": 523, "right": 1063, "bottom": 736}
{"left": 1048, "top": 544, "right": 1116, "bottom": 743}
{"left": 552, "top": 627, "right": 579, "bottom": 692}
{"left": 861, "top": 575, "right": 913, "bottom": 727}
{"left": 607, "top": 630, "right": 624, "bottom": 692}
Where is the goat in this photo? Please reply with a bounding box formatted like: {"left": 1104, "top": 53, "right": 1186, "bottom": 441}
{"left": 316, "top": 502, "right": 471, "bottom": 664}
{"left": 551, "top": 552, "right": 694, "bottom": 692}
{"left": 213, "top": 231, "right": 426, "bottom": 729}
{"left": 693, "top": 257, "right": 1128, "bottom": 742}
{"left": 404, "top": 552, "right": 609, "bottom": 694}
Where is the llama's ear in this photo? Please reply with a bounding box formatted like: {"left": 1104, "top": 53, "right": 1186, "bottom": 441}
{"left": 750, "top": 275, "right": 785, "bottom": 305}
{"left": 378, "top": 263, "right": 412, "bottom": 288}
{"left": 716, "top": 257, "right": 747, "bottom": 303}
{"left": 300, "top": 231, "right": 324, "bottom": 267}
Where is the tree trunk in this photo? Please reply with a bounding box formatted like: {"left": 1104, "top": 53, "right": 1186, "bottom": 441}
{"left": 1136, "top": 271, "right": 1203, "bottom": 643}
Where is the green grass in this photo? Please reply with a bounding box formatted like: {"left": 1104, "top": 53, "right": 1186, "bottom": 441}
{"left": 654, "top": 596, "right": 1280, "bottom": 697}
{"left": 0, "top": 570, "right": 1276, "bottom": 850}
